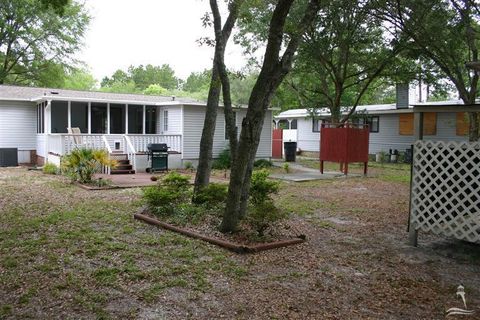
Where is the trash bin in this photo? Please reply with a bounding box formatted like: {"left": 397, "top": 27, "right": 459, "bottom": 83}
{"left": 404, "top": 147, "right": 412, "bottom": 164}
{"left": 284, "top": 142, "right": 297, "bottom": 162}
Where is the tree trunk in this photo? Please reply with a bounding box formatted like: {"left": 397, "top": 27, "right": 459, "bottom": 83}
{"left": 219, "top": 0, "right": 321, "bottom": 232}
{"left": 193, "top": 65, "right": 221, "bottom": 195}
{"left": 193, "top": 0, "right": 244, "bottom": 198}
{"left": 468, "top": 112, "right": 479, "bottom": 142}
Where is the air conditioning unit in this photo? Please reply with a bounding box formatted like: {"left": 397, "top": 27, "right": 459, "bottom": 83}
{"left": 0, "top": 148, "right": 18, "bottom": 167}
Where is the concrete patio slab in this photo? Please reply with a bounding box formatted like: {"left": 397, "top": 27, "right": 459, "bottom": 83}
{"left": 95, "top": 173, "right": 159, "bottom": 188}
{"left": 270, "top": 171, "right": 363, "bottom": 182}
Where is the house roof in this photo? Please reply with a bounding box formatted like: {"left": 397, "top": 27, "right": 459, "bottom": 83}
{"left": 0, "top": 85, "right": 203, "bottom": 106}
{"left": 274, "top": 100, "right": 475, "bottom": 120}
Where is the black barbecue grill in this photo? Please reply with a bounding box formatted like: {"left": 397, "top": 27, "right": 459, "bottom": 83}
{"left": 147, "top": 143, "right": 169, "bottom": 172}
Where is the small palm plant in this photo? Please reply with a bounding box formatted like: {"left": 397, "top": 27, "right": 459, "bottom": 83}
{"left": 61, "top": 148, "right": 117, "bottom": 183}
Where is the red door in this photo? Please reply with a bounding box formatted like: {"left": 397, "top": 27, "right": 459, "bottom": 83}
{"left": 272, "top": 129, "right": 283, "bottom": 159}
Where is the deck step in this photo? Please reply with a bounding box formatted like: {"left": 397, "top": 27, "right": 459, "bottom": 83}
{"left": 116, "top": 159, "right": 130, "bottom": 165}
{"left": 110, "top": 169, "right": 136, "bottom": 175}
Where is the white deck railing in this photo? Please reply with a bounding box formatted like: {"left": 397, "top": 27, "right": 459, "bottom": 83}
{"left": 127, "top": 134, "right": 182, "bottom": 153}
{"left": 46, "top": 134, "right": 182, "bottom": 156}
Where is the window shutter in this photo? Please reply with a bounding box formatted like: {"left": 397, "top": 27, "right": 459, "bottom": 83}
{"left": 456, "top": 112, "right": 469, "bottom": 136}
{"left": 399, "top": 113, "right": 414, "bottom": 135}
{"left": 423, "top": 112, "right": 436, "bottom": 135}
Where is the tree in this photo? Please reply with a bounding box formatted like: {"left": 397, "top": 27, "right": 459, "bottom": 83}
{"left": 183, "top": 69, "right": 212, "bottom": 92}
{"left": 377, "top": 0, "right": 480, "bottom": 140}
{"left": 220, "top": 0, "right": 321, "bottom": 232}
{"left": 193, "top": 0, "right": 245, "bottom": 197}
{"left": 287, "top": 0, "right": 405, "bottom": 124}
{"left": 129, "top": 64, "right": 179, "bottom": 90}
{"left": 0, "top": 0, "right": 89, "bottom": 85}
{"left": 63, "top": 68, "right": 97, "bottom": 90}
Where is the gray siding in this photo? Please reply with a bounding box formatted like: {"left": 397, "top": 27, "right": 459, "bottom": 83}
{"left": 182, "top": 105, "right": 273, "bottom": 160}
{"left": 0, "top": 100, "right": 36, "bottom": 150}
{"left": 369, "top": 112, "right": 467, "bottom": 154}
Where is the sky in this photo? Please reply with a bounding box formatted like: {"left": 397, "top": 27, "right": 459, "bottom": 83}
{"left": 79, "top": 0, "right": 247, "bottom": 82}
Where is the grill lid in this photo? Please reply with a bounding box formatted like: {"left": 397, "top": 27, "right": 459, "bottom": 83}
{"left": 147, "top": 143, "right": 168, "bottom": 152}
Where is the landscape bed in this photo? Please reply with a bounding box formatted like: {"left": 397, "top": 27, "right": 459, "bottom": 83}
{"left": 134, "top": 207, "right": 306, "bottom": 253}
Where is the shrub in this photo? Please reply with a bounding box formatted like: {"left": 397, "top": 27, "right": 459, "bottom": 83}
{"left": 212, "top": 148, "right": 231, "bottom": 169}
{"left": 247, "top": 200, "right": 288, "bottom": 236}
{"left": 184, "top": 161, "right": 194, "bottom": 171}
{"left": 247, "top": 169, "right": 284, "bottom": 236}
{"left": 142, "top": 171, "right": 191, "bottom": 215}
{"left": 42, "top": 163, "right": 58, "bottom": 175}
{"left": 254, "top": 159, "right": 273, "bottom": 168}
{"left": 249, "top": 169, "right": 279, "bottom": 205}
{"left": 282, "top": 162, "right": 290, "bottom": 173}
{"left": 194, "top": 183, "right": 228, "bottom": 208}
{"left": 163, "top": 171, "right": 190, "bottom": 191}
{"left": 61, "top": 148, "right": 116, "bottom": 183}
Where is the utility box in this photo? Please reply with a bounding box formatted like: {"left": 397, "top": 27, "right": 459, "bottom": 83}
{"left": 0, "top": 148, "right": 18, "bottom": 167}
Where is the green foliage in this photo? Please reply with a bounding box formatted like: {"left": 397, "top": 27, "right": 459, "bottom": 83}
{"left": 183, "top": 69, "right": 211, "bottom": 92}
{"left": 42, "top": 163, "right": 58, "bottom": 175}
{"left": 212, "top": 148, "right": 231, "bottom": 169}
{"left": 184, "top": 162, "right": 194, "bottom": 170}
{"left": 0, "top": 0, "right": 89, "bottom": 85}
{"left": 194, "top": 183, "right": 228, "bottom": 208}
{"left": 143, "top": 84, "right": 169, "bottom": 96}
{"left": 254, "top": 159, "right": 273, "bottom": 168}
{"left": 61, "top": 148, "right": 116, "bottom": 183}
{"left": 249, "top": 169, "right": 280, "bottom": 206}
{"left": 247, "top": 200, "right": 288, "bottom": 236}
{"left": 247, "top": 169, "right": 284, "bottom": 235}
{"left": 143, "top": 172, "right": 191, "bottom": 215}
{"left": 63, "top": 68, "right": 97, "bottom": 90}
{"left": 100, "top": 64, "right": 180, "bottom": 92}
{"left": 282, "top": 163, "right": 290, "bottom": 173}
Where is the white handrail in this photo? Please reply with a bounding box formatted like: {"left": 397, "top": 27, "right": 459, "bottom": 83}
{"left": 102, "top": 135, "right": 112, "bottom": 174}
{"left": 123, "top": 135, "right": 137, "bottom": 171}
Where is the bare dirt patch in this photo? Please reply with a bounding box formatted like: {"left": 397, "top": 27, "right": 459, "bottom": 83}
{"left": 1, "top": 167, "right": 480, "bottom": 319}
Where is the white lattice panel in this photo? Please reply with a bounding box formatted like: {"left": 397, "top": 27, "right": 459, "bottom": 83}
{"left": 410, "top": 140, "right": 480, "bottom": 243}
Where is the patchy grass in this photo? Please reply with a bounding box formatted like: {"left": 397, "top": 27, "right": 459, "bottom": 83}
{"left": 1, "top": 167, "right": 479, "bottom": 319}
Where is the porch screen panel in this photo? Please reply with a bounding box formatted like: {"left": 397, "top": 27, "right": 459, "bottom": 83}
{"left": 51, "top": 101, "right": 68, "bottom": 133}
{"left": 91, "top": 103, "right": 108, "bottom": 133}
{"left": 71, "top": 102, "right": 88, "bottom": 133}
{"left": 146, "top": 106, "right": 157, "bottom": 134}
{"left": 128, "top": 105, "right": 143, "bottom": 134}
{"left": 110, "top": 104, "right": 126, "bottom": 134}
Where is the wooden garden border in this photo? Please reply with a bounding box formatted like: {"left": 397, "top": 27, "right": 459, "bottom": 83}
{"left": 134, "top": 207, "right": 306, "bottom": 254}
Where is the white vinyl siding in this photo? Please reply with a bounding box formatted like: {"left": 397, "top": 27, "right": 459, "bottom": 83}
{"left": 0, "top": 101, "right": 36, "bottom": 150}
{"left": 296, "top": 117, "right": 320, "bottom": 152}
{"left": 182, "top": 105, "right": 273, "bottom": 160}
{"left": 157, "top": 106, "right": 182, "bottom": 134}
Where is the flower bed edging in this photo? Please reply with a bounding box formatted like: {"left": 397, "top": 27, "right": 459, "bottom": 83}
{"left": 134, "top": 208, "right": 306, "bottom": 254}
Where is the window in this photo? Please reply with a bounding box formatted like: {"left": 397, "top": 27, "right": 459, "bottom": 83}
{"left": 399, "top": 113, "right": 414, "bottom": 135}
{"left": 225, "top": 112, "right": 237, "bottom": 140}
{"left": 456, "top": 112, "right": 469, "bottom": 136}
{"left": 71, "top": 102, "right": 88, "bottom": 133}
{"left": 312, "top": 119, "right": 321, "bottom": 132}
{"left": 367, "top": 116, "right": 379, "bottom": 133}
{"left": 399, "top": 112, "right": 436, "bottom": 136}
{"left": 145, "top": 106, "right": 157, "bottom": 134}
{"left": 50, "top": 101, "right": 68, "bottom": 133}
{"left": 91, "top": 103, "right": 108, "bottom": 133}
{"left": 37, "top": 102, "right": 45, "bottom": 133}
{"left": 127, "top": 105, "right": 143, "bottom": 134}
{"left": 290, "top": 119, "right": 297, "bottom": 129}
{"left": 110, "top": 104, "right": 126, "bottom": 134}
{"left": 163, "top": 110, "right": 168, "bottom": 132}
{"left": 278, "top": 119, "right": 289, "bottom": 129}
